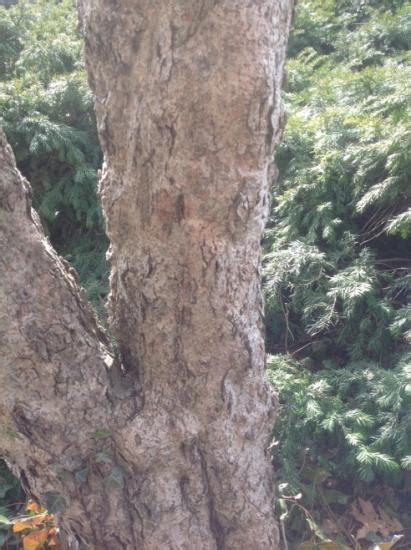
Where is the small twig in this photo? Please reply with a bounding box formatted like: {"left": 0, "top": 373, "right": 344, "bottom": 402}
{"left": 317, "top": 485, "right": 359, "bottom": 549}
{"left": 281, "top": 496, "right": 317, "bottom": 525}
{"left": 376, "top": 258, "right": 411, "bottom": 264}
{"left": 298, "top": 447, "right": 309, "bottom": 475}
{"left": 361, "top": 206, "right": 385, "bottom": 233}
{"left": 360, "top": 225, "right": 391, "bottom": 245}
{"left": 279, "top": 292, "right": 293, "bottom": 353}
{"left": 360, "top": 206, "right": 393, "bottom": 236}
{"left": 291, "top": 339, "right": 322, "bottom": 357}
{"left": 280, "top": 518, "right": 289, "bottom": 550}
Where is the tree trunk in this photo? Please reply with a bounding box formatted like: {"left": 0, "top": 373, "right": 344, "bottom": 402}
{"left": 0, "top": 1, "right": 293, "bottom": 548}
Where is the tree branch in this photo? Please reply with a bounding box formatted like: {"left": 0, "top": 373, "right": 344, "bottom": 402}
{"left": 0, "top": 129, "right": 132, "bottom": 545}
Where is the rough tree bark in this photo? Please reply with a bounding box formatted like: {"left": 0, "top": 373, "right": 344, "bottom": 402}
{"left": 0, "top": 1, "right": 293, "bottom": 548}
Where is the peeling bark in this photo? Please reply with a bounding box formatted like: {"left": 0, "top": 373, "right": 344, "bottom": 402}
{"left": 1, "top": 1, "right": 293, "bottom": 548}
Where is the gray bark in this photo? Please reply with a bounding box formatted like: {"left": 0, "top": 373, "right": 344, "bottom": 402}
{"left": 0, "top": 130, "right": 134, "bottom": 548}
{"left": 0, "top": 1, "right": 293, "bottom": 548}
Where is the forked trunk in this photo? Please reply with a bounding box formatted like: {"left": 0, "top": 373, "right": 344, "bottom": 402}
{"left": 0, "top": 1, "right": 293, "bottom": 548}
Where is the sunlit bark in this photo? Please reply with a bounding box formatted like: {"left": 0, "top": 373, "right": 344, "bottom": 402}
{"left": 1, "top": 1, "right": 293, "bottom": 547}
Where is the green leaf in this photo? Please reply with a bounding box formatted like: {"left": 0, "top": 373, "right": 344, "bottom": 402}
{"left": 0, "top": 514, "right": 11, "bottom": 526}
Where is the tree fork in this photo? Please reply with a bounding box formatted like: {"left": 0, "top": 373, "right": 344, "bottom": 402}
{"left": 1, "top": 0, "right": 293, "bottom": 548}
{"left": 0, "top": 129, "right": 133, "bottom": 548}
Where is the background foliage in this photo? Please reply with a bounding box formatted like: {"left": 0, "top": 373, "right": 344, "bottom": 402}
{"left": 0, "top": 461, "right": 22, "bottom": 548}
{"left": 265, "top": 0, "right": 411, "bottom": 547}
{"left": 0, "top": 0, "right": 107, "bottom": 314}
{"left": 0, "top": 0, "right": 410, "bottom": 548}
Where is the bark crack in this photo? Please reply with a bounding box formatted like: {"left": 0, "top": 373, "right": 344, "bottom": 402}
{"left": 197, "top": 445, "right": 226, "bottom": 550}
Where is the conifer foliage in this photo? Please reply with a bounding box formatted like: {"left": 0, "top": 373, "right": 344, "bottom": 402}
{"left": 0, "top": 0, "right": 107, "bottom": 311}
{"left": 266, "top": 0, "right": 411, "bottom": 545}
